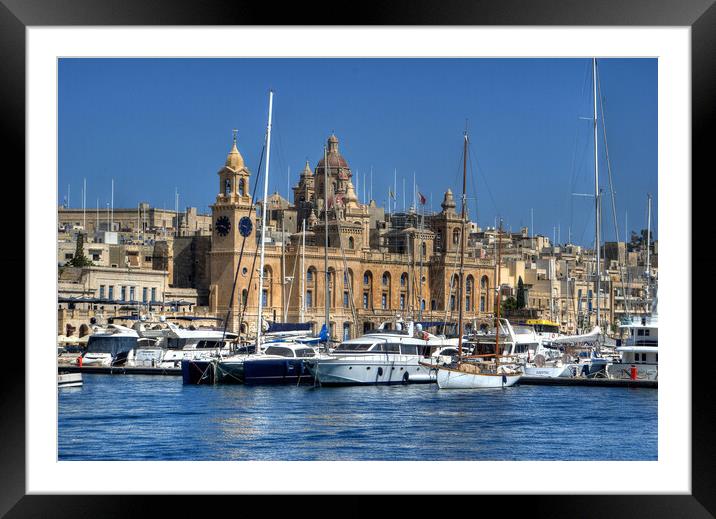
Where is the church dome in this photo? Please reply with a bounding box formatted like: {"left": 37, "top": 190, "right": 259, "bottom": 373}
{"left": 441, "top": 189, "right": 457, "bottom": 213}
{"left": 316, "top": 134, "right": 350, "bottom": 170}
{"left": 224, "top": 134, "right": 245, "bottom": 171}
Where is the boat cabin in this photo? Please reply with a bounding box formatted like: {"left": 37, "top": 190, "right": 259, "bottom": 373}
{"left": 263, "top": 344, "right": 316, "bottom": 358}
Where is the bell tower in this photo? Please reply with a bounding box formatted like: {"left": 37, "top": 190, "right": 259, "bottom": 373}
{"left": 209, "top": 131, "right": 257, "bottom": 331}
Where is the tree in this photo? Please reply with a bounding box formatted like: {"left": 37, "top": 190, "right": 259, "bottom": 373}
{"left": 516, "top": 276, "right": 526, "bottom": 309}
{"left": 502, "top": 297, "right": 518, "bottom": 313}
{"left": 68, "top": 232, "right": 93, "bottom": 267}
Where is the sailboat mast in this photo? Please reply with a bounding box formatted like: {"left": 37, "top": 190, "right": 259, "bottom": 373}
{"left": 592, "top": 57, "right": 601, "bottom": 329}
{"left": 281, "top": 216, "right": 286, "bottom": 322}
{"left": 645, "top": 193, "right": 652, "bottom": 310}
{"left": 457, "top": 132, "right": 468, "bottom": 363}
{"left": 300, "top": 219, "right": 306, "bottom": 323}
{"left": 324, "top": 144, "right": 330, "bottom": 341}
{"left": 495, "top": 220, "right": 502, "bottom": 357}
{"left": 255, "top": 90, "right": 274, "bottom": 351}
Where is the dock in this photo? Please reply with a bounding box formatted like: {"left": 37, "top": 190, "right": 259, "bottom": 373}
{"left": 58, "top": 365, "right": 182, "bottom": 376}
{"left": 519, "top": 376, "right": 657, "bottom": 388}
{"left": 57, "top": 366, "right": 657, "bottom": 388}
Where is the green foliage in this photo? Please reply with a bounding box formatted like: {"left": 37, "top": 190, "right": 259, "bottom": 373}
{"left": 502, "top": 297, "right": 518, "bottom": 313}
{"left": 68, "top": 232, "right": 94, "bottom": 267}
{"left": 516, "top": 276, "right": 526, "bottom": 309}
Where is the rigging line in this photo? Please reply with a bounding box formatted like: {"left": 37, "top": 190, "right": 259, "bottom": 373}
{"left": 237, "top": 140, "right": 268, "bottom": 333}
{"left": 221, "top": 139, "right": 267, "bottom": 349}
{"left": 597, "top": 64, "right": 631, "bottom": 317}
{"left": 468, "top": 139, "right": 499, "bottom": 220}
{"left": 271, "top": 113, "right": 291, "bottom": 201}
{"left": 466, "top": 136, "right": 479, "bottom": 225}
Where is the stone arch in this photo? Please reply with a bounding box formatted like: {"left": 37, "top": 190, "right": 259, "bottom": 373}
{"left": 381, "top": 271, "right": 392, "bottom": 310}
{"left": 466, "top": 274, "right": 475, "bottom": 312}
{"left": 327, "top": 267, "right": 337, "bottom": 307}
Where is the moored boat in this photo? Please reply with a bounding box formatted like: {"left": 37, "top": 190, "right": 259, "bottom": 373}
{"left": 58, "top": 372, "right": 83, "bottom": 388}
{"left": 305, "top": 319, "right": 458, "bottom": 386}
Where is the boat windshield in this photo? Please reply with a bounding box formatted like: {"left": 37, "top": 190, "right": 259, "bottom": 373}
{"left": 534, "top": 324, "right": 560, "bottom": 334}
{"left": 196, "top": 340, "right": 225, "bottom": 349}
{"left": 264, "top": 346, "right": 294, "bottom": 357}
{"left": 86, "top": 336, "right": 137, "bottom": 355}
{"left": 294, "top": 348, "right": 316, "bottom": 358}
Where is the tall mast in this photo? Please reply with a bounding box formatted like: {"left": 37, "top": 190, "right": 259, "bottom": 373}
{"left": 495, "top": 220, "right": 503, "bottom": 358}
{"left": 281, "top": 216, "right": 286, "bottom": 322}
{"left": 645, "top": 193, "right": 652, "bottom": 311}
{"left": 457, "top": 131, "right": 468, "bottom": 364}
{"left": 255, "top": 90, "right": 274, "bottom": 351}
{"left": 323, "top": 144, "right": 330, "bottom": 341}
{"left": 300, "top": 219, "right": 306, "bottom": 323}
{"left": 592, "top": 57, "right": 601, "bottom": 329}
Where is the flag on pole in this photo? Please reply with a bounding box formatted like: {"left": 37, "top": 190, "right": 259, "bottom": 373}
{"left": 418, "top": 192, "right": 427, "bottom": 205}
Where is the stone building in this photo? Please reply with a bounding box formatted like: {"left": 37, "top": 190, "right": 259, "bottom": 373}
{"left": 208, "top": 133, "right": 497, "bottom": 340}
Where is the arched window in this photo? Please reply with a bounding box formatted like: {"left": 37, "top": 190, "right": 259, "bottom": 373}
{"left": 382, "top": 272, "right": 390, "bottom": 287}
{"left": 348, "top": 236, "right": 354, "bottom": 249}
{"left": 481, "top": 275, "right": 489, "bottom": 289}
{"left": 238, "top": 178, "right": 245, "bottom": 196}
{"left": 241, "top": 289, "right": 248, "bottom": 307}
{"left": 421, "top": 242, "right": 427, "bottom": 257}
{"left": 466, "top": 275, "right": 474, "bottom": 312}
{"left": 363, "top": 271, "right": 372, "bottom": 286}
{"left": 453, "top": 228, "right": 460, "bottom": 245}
{"left": 307, "top": 266, "right": 316, "bottom": 283}
{"left": 327, "top": 267, "right": 336, "bottom": 307}
{"left": 400, "top": 273, "right": 408, "bottom": 287}
{"left": 224, "top": 178, "right": 231, "bottom": 196}
{"left": 344, "top": 269, "right": 353, "bottom": 289}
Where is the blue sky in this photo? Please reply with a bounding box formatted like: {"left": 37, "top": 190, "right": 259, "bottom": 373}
{"left": 58, "top": 58, "right": 657, "bottom": 246}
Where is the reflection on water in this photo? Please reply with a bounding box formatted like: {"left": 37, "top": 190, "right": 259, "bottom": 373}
{"left": 59, "top": 375, "right": 657, "bottom": 461}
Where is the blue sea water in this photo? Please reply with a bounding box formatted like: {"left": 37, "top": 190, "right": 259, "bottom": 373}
{"left": 58, "top": 374, "right": 657, "bottom": 461}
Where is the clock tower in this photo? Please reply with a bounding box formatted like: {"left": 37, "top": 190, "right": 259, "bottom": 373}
{"left": 209, "top": 131, "right": 257, "bottom": 332}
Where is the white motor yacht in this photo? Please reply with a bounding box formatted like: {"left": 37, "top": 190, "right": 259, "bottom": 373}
{"left": 80, "top": 324, "right": 139, "bottom": 366}
{"left": 606, "top": 313, "right": 658, "bottom": 381}
{"left": 304, "top": 319, "right": 459, "bottom": 386}
{"left": 132, "top": 321, "right": 236, "bottom": 368}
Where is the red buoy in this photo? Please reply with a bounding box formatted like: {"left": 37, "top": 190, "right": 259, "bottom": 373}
{"left": 630, "top": 365, "right": 637, "bottom": 380}
{"left": 77, "top": 356, "right": 83, "bottom": 367}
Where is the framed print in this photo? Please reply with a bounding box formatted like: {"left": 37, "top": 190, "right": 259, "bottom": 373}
{"left": 3, "top": 0, "right": 713, "bottom": 516}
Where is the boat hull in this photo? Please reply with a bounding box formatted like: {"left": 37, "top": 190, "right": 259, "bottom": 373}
{"left": 58, "top": 373, "right": 83, "bottom": 388}
{"left": 523, "top": 364, "right": 573, "bottom": 378}
{"left": 242, "top": 358, "right": 314, "bottom": 385}
{"left": 436, "top": 368, "right": 521, "bottom": 389}
{"left": 215, "top": 359, "right": 246, "bottom": 384}
{"left": 181, "top": 359, "right": 216, "bottom": 385}
{"left": 306, "top": 356, "right": 434, "bottom": 386}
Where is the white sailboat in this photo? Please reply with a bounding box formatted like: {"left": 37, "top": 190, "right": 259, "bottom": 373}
{"left": 433, "top": 131, "right": 522, "bottom": 389}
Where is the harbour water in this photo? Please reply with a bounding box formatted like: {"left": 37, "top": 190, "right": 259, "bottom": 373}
{"left": 58, "top": 374, "right": 657, "bottom": 461}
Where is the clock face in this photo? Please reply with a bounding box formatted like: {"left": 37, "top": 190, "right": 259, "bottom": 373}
{"left": 215, "top": 216, "right": 231, "bottom": 237}
{"left": 239, "top": 216, "right": 253, "bottom": 238}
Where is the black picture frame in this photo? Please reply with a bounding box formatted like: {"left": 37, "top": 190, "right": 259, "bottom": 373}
{"left": 3, "top": 0, "right": 710, "bottom": 516}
